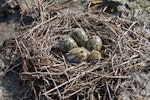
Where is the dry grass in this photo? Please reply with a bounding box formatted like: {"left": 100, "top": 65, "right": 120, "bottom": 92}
{"left": 2, "top": 0, "right": 150, "bottom": 100}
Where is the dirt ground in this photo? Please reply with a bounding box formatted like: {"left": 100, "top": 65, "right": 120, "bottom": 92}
{"left": 0, "top": 0, "right": 34, "bottom": 99}
{"left": 0, "top": 0, "right": 150, "bottom": 100}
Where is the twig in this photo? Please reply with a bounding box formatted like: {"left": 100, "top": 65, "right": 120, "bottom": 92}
{"left": 106, "top": 81, "right": 112, "bottom": 100}
{"left": 43, "top": 64, "right": 103, "bottom": 95}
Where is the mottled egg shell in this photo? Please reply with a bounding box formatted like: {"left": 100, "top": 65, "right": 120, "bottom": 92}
{"left": 57, "top": 36, "right": 78, "bottom": 52}
{"left": 87, "top": 50, "right": 101, "bottom": 62}
{"left": 66, "top": 47, "right": 90, "bottom": 63}
{"left": 86, "top": 36, "right": 102, "bottom": 51}
{"left": 71, "top": 28, "right": 88, "bottom": 47}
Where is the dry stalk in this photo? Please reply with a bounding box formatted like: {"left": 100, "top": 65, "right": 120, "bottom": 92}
{"left": 9, "top": 2, "right": 150, "bottom": 99}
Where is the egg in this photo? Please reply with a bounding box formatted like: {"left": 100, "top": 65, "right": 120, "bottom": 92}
{"left": 57, "top": 36, "right": 78, "bottom": 52}
{"left": 66, "top": 47, "right": 90, "bottom": 63}
{"left": 71, "top": 28, "right": 88, "bottom": 47}
{"left": 87, "top": 50, "right": 101, "bottom": 62}
{"left": 86, "top": 36, "right": 102, "bottom": 51}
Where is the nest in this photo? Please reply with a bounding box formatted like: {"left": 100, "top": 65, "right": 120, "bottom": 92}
{"left": 3, "top": 0, "right": 150, "bottom": 99}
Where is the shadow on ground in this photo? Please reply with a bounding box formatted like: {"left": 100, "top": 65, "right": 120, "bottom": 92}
{"left": 0, "top": 0, "right": 34, "bottom": 25}
{"left": 0, "top": 0, "right": 35, "bottom": 99}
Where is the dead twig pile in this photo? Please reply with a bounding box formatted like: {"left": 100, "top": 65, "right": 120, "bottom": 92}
{"left": 14, "top": 12, "right": 150, "bottom": 99}
{"left": 4, "top": 0, "right": 150, "bottom": 99}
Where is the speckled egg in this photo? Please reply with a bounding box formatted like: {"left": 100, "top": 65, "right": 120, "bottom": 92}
{"left": 66, "top": 47, "right": 90, "bottom": 63}
{"left": 87, "top": 50, "right": 101, "bottom": 62}
{"left": 71, "top": 28, "right": 88, "bottom": 47}
{"left": 57, "top": 36, "right": 78, "bottom": 52}
{"left": 86, "top": 36, "right": 102, "bottom": 51}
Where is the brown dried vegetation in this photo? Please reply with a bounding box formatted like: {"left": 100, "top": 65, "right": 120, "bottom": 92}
{"left": 1, "top": 0, "right": 150, "bottom": 100}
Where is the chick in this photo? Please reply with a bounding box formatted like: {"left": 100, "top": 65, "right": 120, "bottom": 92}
{"left": 87, "top": 50, "right": 101, "bottom": 62}
{"left": 66, "top": 47, "right": 90, "bottom": 63}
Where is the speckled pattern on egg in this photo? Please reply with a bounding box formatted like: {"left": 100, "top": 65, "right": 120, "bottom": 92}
{"left": 57, "top": 29, "right": 103, "bottom": 63}
{"left": 57, "top": 36, "right": 78, "bottom": 52}
{"left": 71, "top": 28, "right": 88, "bottom": 47}
{"left": 86, "top": 36, "right": 102, "bottom": 51}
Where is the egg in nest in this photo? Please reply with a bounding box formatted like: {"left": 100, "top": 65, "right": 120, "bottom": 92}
{"left": 71, "top": 28, "right": 88, "bottom": 47}
{"left": 57, "top": 36, "right": 78, "bottom": 52}
{"left": 86, "top": 36, "right": 102, "bottom": 51}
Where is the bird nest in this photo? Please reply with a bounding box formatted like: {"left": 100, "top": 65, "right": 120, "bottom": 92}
{"left": 2, "top": 0, "right": 147, "bottom": 99}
